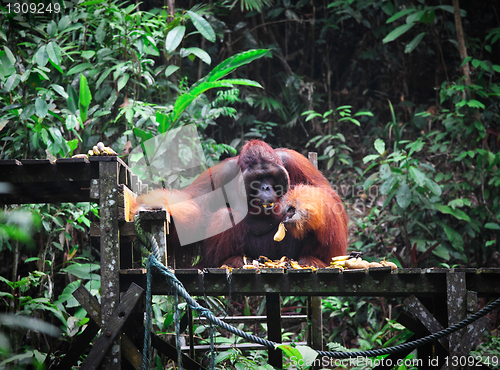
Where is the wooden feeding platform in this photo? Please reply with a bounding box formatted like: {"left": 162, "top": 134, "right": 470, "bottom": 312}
{"left": 1, "top": 157, "right": 499, "bottom": 370}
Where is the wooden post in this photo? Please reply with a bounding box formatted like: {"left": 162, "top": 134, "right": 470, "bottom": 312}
{"left": 99, "top": 160, "right": 121, "bottom": 369}
{"left": 307, "top": 152, "right": 323, "bottom": 351}
{"left": 266, "top": 293, "right": 282, "bottom": 368}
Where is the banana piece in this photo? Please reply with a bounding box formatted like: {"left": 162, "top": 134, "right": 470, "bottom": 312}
{"left": 274, "top": 222, "right": 286, "bottom": 242}
{"left": 331, "top": 255, "right": 350, "bottom": 262}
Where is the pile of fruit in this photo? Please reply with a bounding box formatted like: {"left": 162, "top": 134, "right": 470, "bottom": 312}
{"left": 220, "top": 253, "right": 398, "bottom": 271}
{"left": 330, "top": 254, "right": 397, "bottom": 270}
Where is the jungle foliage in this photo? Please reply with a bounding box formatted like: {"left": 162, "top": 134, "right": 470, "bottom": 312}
{"left": 0, "top": 0, "right": 500, "bottom": 368}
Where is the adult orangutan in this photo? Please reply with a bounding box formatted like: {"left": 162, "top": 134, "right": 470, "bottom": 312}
{"left": 130, "top": 140, "right": 348, "bottom": 268}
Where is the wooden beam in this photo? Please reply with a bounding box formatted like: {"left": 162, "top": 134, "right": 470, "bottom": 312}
{"left": 99, "top": 160, "right": 122, "bottom": 369}
{"left": 80, "top": 283, "right": 144, "bottom": 370}
{"left": 72, "top": 285, "right": 144, "bottom": 370}
{"left": 266, "top": 293, "right": 282, "bottom": 368}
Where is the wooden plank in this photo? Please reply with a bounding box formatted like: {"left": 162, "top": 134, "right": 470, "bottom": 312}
{"left": 447, "top": 272, "right": 466, "bottom": 370}
{"left": 73, "top": 285, "right": 143, "bottom": 370}
{"left": 0, "top": 159, "right": 21, "bottom": 165}
{"left": 99, "top": 160, "right": 122, "bottom": 369}
{"left": 54, "top": 320, "right": 100, "bottom": 370}
{"left": 447, "top": 273, "right": 466, "bottom": 350}
{"left": 266, "top": 293, "right": 282, "bottom": 368}
{"left": 146, "top": 270, "right": 447, "bottom": 296}
{"left": 80, "top": 283, "right": 144, "bottom": 370}
{"left": 56, "top": 157, "right": 90, "bottom": 164}
{"left": 404, "top": 296, "right": 447, "bottom": 350}
{"left": 307, "top": 296, "right": 323, "bottom": 351}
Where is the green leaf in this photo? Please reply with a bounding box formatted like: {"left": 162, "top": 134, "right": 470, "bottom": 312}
{"left": 171, "top": 79, "right": 262, "bottom": 127}
{"left": 81, "top": 50, "right": 95, "bottom": 60}
{"left": 47, "top": 20, "right": 57, "bottom": 38}
{"left": 96, "top": 68, "right": 112, "bottom": 88}
{"left": 80, "top": 0, "right": 106, "bottom": 5}
{"left": 467, "top": 99, "right": 485, "bottom": 109}
{"left": 379, "top": 163, "right": 391, "bottom": 180}
{"left": 406, "top": 10, "right": 425, "bottom": 24}
{"left": 182, "top": 47, "right": 211, "bottom": 65}
{"left": 186, "top": 10, "right": 216, "bottom": 43}
{"left": 383, "top": 23, "right": 415, "bottom": 44}
{"left": 65, "top": 115, "right": 79, "bottom": 131}
{"left": 165, "top": 65, "right": 179, "bottom": 78}
{"left": 51, "top": 84, "right": 68, "bottom": 99}
{"left": 156, "top": 112, "right": 172, "bottom": 133}
{"left": 440, "top": 222, "right": 464, "bottom": 251}
{"left": 117, "top": 73, "right": 129, "bottom": 92}
{"left": 95, "top": 20, "right": 106, "bottom": 43}
{"left": 200, "top": 49, "right": 268, "bottom": 84}
{"left": 35, "top": 97, "right": 48, "bottom": 118}
{"left": 278, "top": 344, "right": 302, "bottom": 360}
{"left": 424, "top": 177, "right": 442, "bottom": 196}
{"left": 79, "top": 74, "right": 92, "bottom": 108}
{"left": 35, "top": 46, "right": 49, "bottom": 67}
{"left": 396, "top": 182, "right": 411, "bottom": 209}
{"left": 134, "top": 127, "right": 154, "bottom": 141}
{"left": 60, "top": 263, "right": 101, "bottom": 280}
{"left": 166, "top": 26, "right": 185, "bottom": 53}
{"left": 409, "top": 166, "right": 426, "bottom": 187}
{"left": 67, "top": 63, "right": 93, "bottom": 76}
{"left": 58, "top": 15, "right": 71, "bottom": 31}
{"left": 54, "top": 280, "right": 81, "bottom": 304}
{"left": 386, "top": 8, "right": 416, "bottom": 23}
{"left": 374, "top": 138, "right": 385, "bottom": 155}
{"left": 363, "top": 154, "right": 380, "bottom": 164}
{"left": 5, "top": 74, "right": 21, "bottom": 92}
{"left": 380, "top": 176, "right": 396, "bottom": 196}
{"left": 3, "top": 46, "right": 15, "bottom": 65}
{"left": 405, "top": 32, "right": 426, "bottom": 53}
{"left": 46, "top": 42, "right": 62, "bottom": 66}
{"left": 485, "top": 223, "right": 500, "bottom": 230}
{"left": 433, "top": 204, "right": 470, "bottom": 221}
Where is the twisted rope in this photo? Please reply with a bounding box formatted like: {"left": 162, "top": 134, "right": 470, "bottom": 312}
{"left": 148, "top": 255, "right": 500, "bottom": 359}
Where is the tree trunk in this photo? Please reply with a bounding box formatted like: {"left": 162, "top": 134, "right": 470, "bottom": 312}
{"left": 453, "top": 0, "right": 471, "bottom": 87}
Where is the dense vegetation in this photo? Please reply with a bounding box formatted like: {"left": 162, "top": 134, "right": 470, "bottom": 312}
{"left": 0, "top": 0, "right": 499, "bottom": 368}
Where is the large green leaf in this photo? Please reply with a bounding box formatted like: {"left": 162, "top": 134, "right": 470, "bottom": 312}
{"left": 67, "top": 63, "right": 93, "bottom": 76}
{"left": 432, "top": 204, "right": 470, "bottom": 222}
{"left": 396, "top": 182, "right": 411, "bottom": 209}
{"left": 51, "top": 84, "right": 68, "bottom": 99}
{"left": 5, "top": 74, "right": 21, "bottom": 92}
{"left": 386, "top": 8, "right": 416, "bottom": 23}
{"left": 35, "top": 96, "right": 48, "bottom": 118}
{"left": 383, "top": 23, "right": 415, "bottom": 43}
{"left": 35, "top": 46, "right": 49, "bottom": 67}
{"left": 166, "top": 25, "right": 185, "bottom": 53}
{"left": 186, "top": 10, "right": 215, "bottom": 43}
{"left": 182, "top": 47, "right": 211, "bottom": 65}
{"left": 79, "top": 74, "right": 92, "bottom": 108}
{"left": 405, "top": 32, "right": 426, "bottom": 53}
{"left": 409, "top": 166, "right": 426, "bottom": 187}
{"left": 171, "top": 79, "right": 262, "bottom": 127}
{"left": 117, "top": 73, "right": 129, "bottom": 92}
{"left": 199, "top": 49, "right": 268, "bottom": 84}
{"left": 60, "top": 263, "right": 100, "bottom": 279}
{"left": 439, "top": 222, "right": 464, "bottom": 252}
{"left": 46, "top": 41, "right": 62, "bottom": 66}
